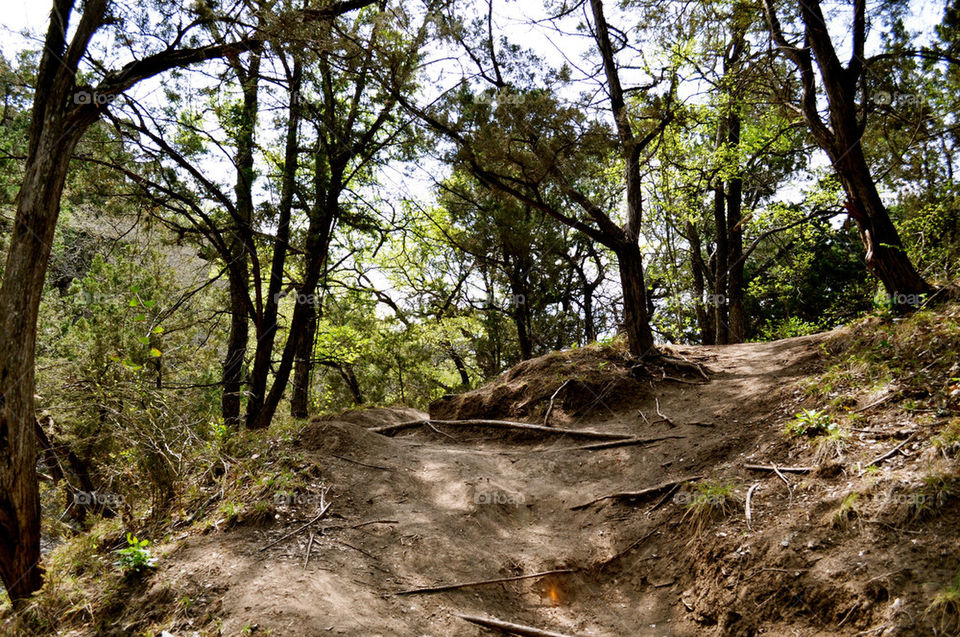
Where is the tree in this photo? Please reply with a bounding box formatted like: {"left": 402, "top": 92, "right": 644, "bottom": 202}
{"left": 0, "top": 0, "right": 374, "bottom": 602}
{"left": 402, "top": 0, "right": 674, "bottom": 358}
{"left": 762, "top": 0, "right": 933, "bottom": 301}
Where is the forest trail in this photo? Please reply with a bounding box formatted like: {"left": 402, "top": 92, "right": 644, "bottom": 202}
{"left": 140, "top": 332, "right": 954, "bottom": 636}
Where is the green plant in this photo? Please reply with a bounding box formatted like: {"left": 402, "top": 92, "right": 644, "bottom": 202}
{"left": 681, "top": 481, "right": 739, "bottom": 537}
{"left": 813, "top": 425, "right": 849, "bottom": 463}
{"left": 114, "top": 533, "right": 157, "bottom": 574}
{"left": 932, "top": 420, "right": 960, "bottom": 457}
{"left": 785, "top": 409, "right": 839, "bottom": 438}
{"left": 923, "top": 473, "right": 960, "bottom": 509}
{"left": 832, "top": 492, "right": 860, "bottom": 529}
{"left": 926, "top": 571, "right": 960, "bottom": 636}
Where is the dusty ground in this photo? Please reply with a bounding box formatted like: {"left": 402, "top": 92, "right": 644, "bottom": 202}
{"left": 120, "top": 333, "right": 959, "bottom": 636}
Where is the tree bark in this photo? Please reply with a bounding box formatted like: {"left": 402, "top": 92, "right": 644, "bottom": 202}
{"left": 763, "top": 0, "right": 932, "bottom": 301}
{"left": 222, "top": 51, "right": 261, "bottom": 427}
{"left": 726, "top": 118, "right": 745, "bottom": 342}
{"left": 616, "top": 243, "right": 656, "bottom": 357}
{"left": 712, "top": 184, "right": 730, "bottom": 344}
{"left": 0, "top": 0, "right": 106, "bottom": 600}
{"left": 686, "top": 221, "right": 714, "bottom": 345}
{"left": 248, "top": 56, "right": 301, "bottom": 425}
{"left": 290, "top": 298, "right": 318, "bottom": 419}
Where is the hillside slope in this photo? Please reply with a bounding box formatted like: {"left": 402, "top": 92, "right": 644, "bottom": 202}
{"left": 6, "top": 307, "right": 960, "bottom": 636}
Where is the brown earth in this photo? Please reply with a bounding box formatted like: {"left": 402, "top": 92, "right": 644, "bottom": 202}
{"left": 114, "top": 334, "right": 959, "bottom": 636}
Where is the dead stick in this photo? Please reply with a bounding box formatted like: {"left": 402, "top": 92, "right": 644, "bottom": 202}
{"left": 599, "top": 528, "right": 658, "bottom": 570}
{"left": 456, "top": 614, "right": 575, "bottom": 637}
{"left": 371, "top": 419, "right": 631, "bottom": 441}
{"left": 332, "top": 454, "right": 394, "bottom": 471}
{"left": 655, "top": 398, "right": 672, "bottom": 426}
{"left": 855, "top": 393, "right": 895, "bottom": 413}
{"left": 563, "top": 434, "right": 686, "bottom": 452}
{"left": 571, "top": 475, "right": 702, "bottom": 510}
{"left": 258, "top": 502, "right": 332, "bottom": 552}
{"left": 662, "top": 373, "right": 707, "bottom": 386}
{"left": 745, "top": 483, "right": 760, "bottom": 529}
{"left": 544, "top": 379, "right": 576, "bottom": 427}
{"left": 744, "top": 464, "right": 814, "bottom": 473}
{"left": 861, "top": 435, "right": 914, "bottom": 474}
{"left": 395, "top": 568, "right": 576, "bottom": 596}
{"left": 303, "top": 530, "right": 315, "bottom": 568}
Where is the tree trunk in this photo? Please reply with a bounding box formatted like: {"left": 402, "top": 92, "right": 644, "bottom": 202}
{"left": 835, "top": 150, "right": 933, "bottom": 301}
{"left": 223, "top": 53, "right": 260, "bottom": 428}
{"left": 222, "top": 274, "right": 249, "bottom": 427}
{"left": 339, "top": 363, "right": 363, "bottom": 406}
{"left": 686, "top": 221, "right": 714, "bottom": 345}
{"left": 616, "top": 243, "right": 656, "bottom": 357}
{"left": 582, "top": 282, "right": 597, "bottom": 344}
{"left": 0, "top": 117, "right": 92, "bottom": 603}
{"left": 248, "top": 57, "right": 301, "bottom": 424}
{"left": 712, "top": 185, "right": 729, "bottom": 344}
{"left": 247, "top": 175, "right": 339, "bottom": 429}
{"left": 764, "top": 0, "right": 932, "bottom": 302}
{"left": 726, "top": 118, "right": 745, "bottom": 342}
{"left": 290, "top": 300, "right": 317, "bottom": 419}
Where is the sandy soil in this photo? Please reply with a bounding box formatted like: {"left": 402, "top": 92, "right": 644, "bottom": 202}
{"left": 143, "top": 335, "right": 959, "bottom": 636}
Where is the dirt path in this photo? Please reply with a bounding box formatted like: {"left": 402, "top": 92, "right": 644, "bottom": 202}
{"left": 148, "top": 334, "right": 941, "bottom": 636}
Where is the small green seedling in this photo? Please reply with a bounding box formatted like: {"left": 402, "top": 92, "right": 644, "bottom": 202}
{"left": 114, "top": 533, "right": 157, "bottom": 574}
{"left": 785, "top": 409, "right": 838, "bottom": 437}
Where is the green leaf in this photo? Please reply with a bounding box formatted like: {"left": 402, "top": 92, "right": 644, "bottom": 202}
{"left": 149, "top": 348, "right": 162, "bottom": 358}
{"left": 134, "top": 313, "right": 146, "bottom": 322}
{"left": 143, "top": 300, "right": 156, "bottom": 308}
{"left": 128, "top": 298, "right": 139, "bottom": 307}
{"left": 137, "top": 336, "right": 150, "bottom": 345}
{"left": 152, "top": 326, "right": 164, "bottom": 334}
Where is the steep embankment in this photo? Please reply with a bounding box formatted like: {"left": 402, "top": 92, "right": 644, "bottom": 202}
{"left": 9, "top": 306, "right": 960, "bottom": 636}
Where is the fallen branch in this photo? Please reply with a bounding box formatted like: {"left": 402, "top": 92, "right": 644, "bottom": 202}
{"left": 744, "top": 464, "right": 814, "bottom": 473}
{"left": 544, "top": 379, "right": 577, "bottom": 427}
{"left": 860, "top": 435, "right": 915, "bottom": 475}
{"left": 654, "top": 398, "right": 672, "bottom": 426}
{"left": 560, "top": 434, "right": 686, "bottom": 452}
{"left": 662, "top": 372, "right": 708, "bottom": 386}
{"left": 456, "top": 614, "right": 574, "bottom": 637}
{"left": 371, "top": 419, "right": 631, "bottom": 441}
{"left": 597, "top": 527, "right": 658, "bottom": 570}
{"left": 571, "top": 475, "right": 702, "bottom": 510}
{"left": 396, "top": 568, "right": 576, "bottom": 596}
{"left": 258, "top": 502, "right": 332, "bottom": 553}
{"left": 659, "top": 354, "right": 711, "bottom": 381}
{"left": 745, "top": 483, "right": 760, "bottom": 529}
{"left": 771, "top": 464, "right": 793, "bottom": 505}
{"left": 331, "top": 454, "right": 394, "bottom": 471}
{"left": 303, "top": 530, "right": 315, "bottom": 568}
{"left": 855, "top": 393, "right": 895, "bottom": 413}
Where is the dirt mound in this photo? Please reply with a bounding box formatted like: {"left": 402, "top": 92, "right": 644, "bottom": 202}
{"left": 429, "top": 342, "right": 648, "bottom": 424}
{"left": 314, "top": 405, "right": 428, "bottom": 428}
